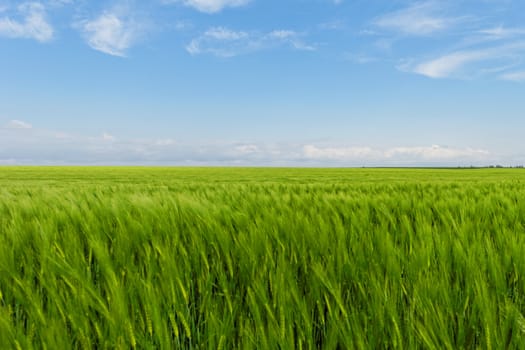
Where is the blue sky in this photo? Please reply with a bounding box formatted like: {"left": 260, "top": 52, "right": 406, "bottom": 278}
{"left": 0, "top": 0, "right": 524, "bottom": 166}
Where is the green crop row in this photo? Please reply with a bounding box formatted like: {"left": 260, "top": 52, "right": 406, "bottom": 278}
{"left": 1, "top": 167, "right": 525, "bottom": 349}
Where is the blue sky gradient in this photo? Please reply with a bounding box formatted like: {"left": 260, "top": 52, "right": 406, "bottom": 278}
{"left": 1, "top": 0, "right": 524, "bottom": 166}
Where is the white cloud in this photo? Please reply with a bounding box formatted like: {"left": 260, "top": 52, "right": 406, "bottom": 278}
{"left": 5, "top": 119, "right": 33, "bottom": 129}
{"left": 318, "top": 20, "right": 345, "bottom": 31}
{"left": 404, "top": 42, "right": 525, "bottom": 79}
{"left": 384, "top": 145, "right": 489, "bottom": 160}
{"left": 80, "top": 10, "right": 142, "bottom": 57}
{"left": 268, "top": 30, "right": 295, "bottom": 39}
{"left": 173, "top": 20, "right": 193, "bottom": 31}
{"left": 0, "top": 131, "right": 505, "bottom": 166}
{"left": 155, "top": 139, "right": 176, "bottom": 146}
{"left": 234, "top": 144, "right": 259, "bottom": 154}
{"left": 344, "top": 52, "right": 378, "bottom": 64}
{"left": 374, "top": 1, "right": 456, "bottom": 36}
{"left": 500, "top": 71, "right": 525, "bottom": 82}
{"left": 410, "top": 50, "right": 490, "bottom": 78}
{"left": 0, "top": 126, "right": 183, "bottom": 164}
{"left": 365, "top": 2, "right": 525, "bottom": 81}
{"left": 0, "top": 2, "right": 53, "bottom": 42}
{"left": 303, "top": 145, "right": 379, "bottom": 160}
{"left": 204, "top": 26, "right": 248, "bottom": 40}
{"left": 163, "top": 0, "right": 250, "bottom": 13}
{"left": 48, "top": 0, "right": 74, "bottom": 6}
{"left": 187, "top": 26, "right": 314, "bottom": 57}
{"left": 477, "top": 26, "right": 525, "bottom": 40}
{"left": 0, "top": 124, "right": 507, "bottom": 166}
{"left": 303, "top": 144, "right": 490, "bottom": 163}
{"left": 102, "top": 132, "right": 115, "bottom": 141}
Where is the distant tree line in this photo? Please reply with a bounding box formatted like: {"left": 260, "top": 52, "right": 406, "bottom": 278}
{"left": 480, "top": 165, "right": 524, "bottom": 169}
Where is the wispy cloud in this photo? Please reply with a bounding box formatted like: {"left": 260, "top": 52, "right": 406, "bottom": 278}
{"left": 79, "top": 7, "right": 144, "bottom": 57}
{"left": 1, "top": 121, "right": 501, "bottom": 165}
{"left": 0, "top": 2, "right": 53, "bottom": 42}
{"left": 0, "top": 126, "right": 180, "bottom": 165}
{"left": 303, "top": 145, "right": 378, "bottom": 160}
{"left": 477, "top": 26, "right": 525, "bottom": 41}
{"left": 102, "top": 132, "right": 115, "bottom": 141}
{"left": 362, "top": 1, "right": 525, "bottom": 80}
{"left": 163, "top": 0, "right": 250, "bottom": 13}
{"left": 48, "top": 0, "right": 75, "bottom": 7}
{"left": 344, "top": 52, "right": 378, "bottom": 64}
{"left": 187, "top": 27, "right": 315, "bottom": 57}
{"left": 408, "top": 50, "right": 491, "bottom": 78}
{"left": 318, "top": 20, "right": 346, "bottom": 31}
{"left": 500, "top": 70, "right": 525, "bottom": 82}
{"left": 384, "top": 145, "right": 489, "bottom": 160}
{"left": 374, "top": 1, "right": 457, "bottom": 36}
{"left": 303, "top": 144, "right": 491, "bottom": 163}
{"left": 5, "top": 119, "right": 33, "bottom": 129}
{"left": 402, "top": 42, "right": 525, "bottom": 78}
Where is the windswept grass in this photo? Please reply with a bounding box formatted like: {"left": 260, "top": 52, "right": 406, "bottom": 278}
{"left": 1, "top": 167, "right": 525, "bottom": 349}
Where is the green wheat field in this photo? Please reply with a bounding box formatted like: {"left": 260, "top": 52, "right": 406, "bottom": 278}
{"left": 1, "top": 167, "right": 525, "bottom": 349}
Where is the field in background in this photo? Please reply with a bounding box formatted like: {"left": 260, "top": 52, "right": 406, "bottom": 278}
{"left": 1, "top": 167, "right": 525, "bottom": 348}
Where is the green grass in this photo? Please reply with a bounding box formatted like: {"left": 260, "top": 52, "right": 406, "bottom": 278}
{"left": 1, "top": 167, "right": 525, "bottom": 349}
